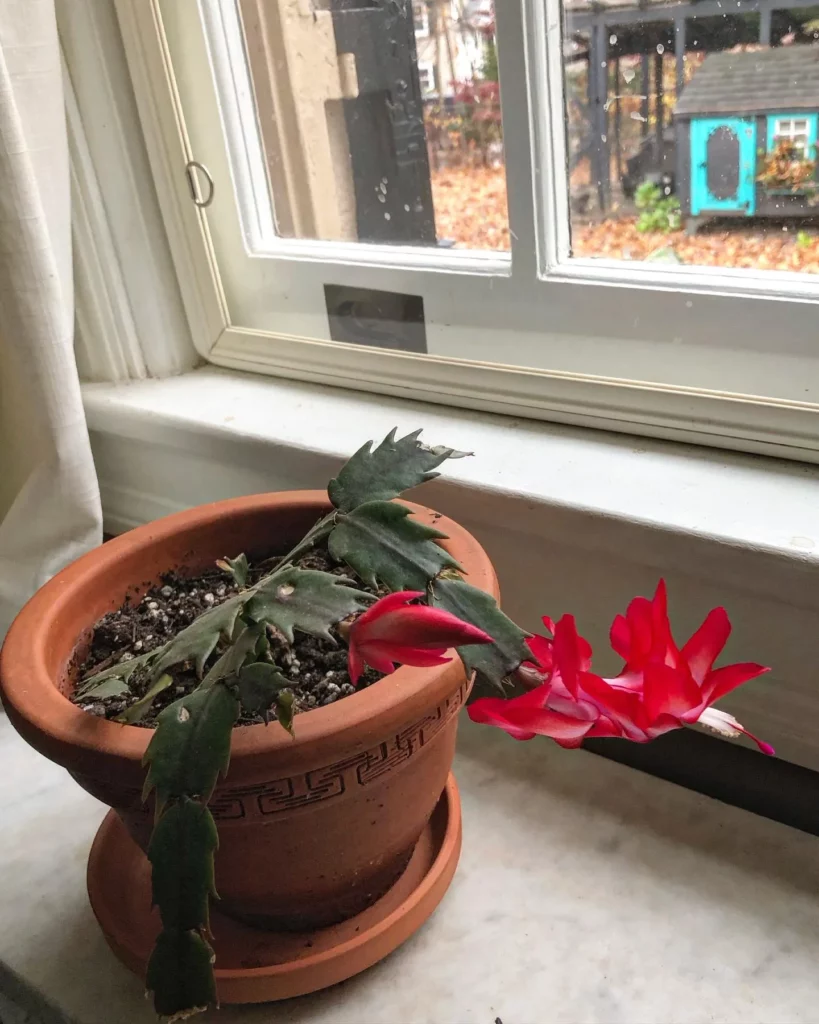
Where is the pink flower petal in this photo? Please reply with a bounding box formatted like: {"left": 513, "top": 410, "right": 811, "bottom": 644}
{"left": 347, "top": 642, "right": 366, "bottom": 686}
{"left": 363, "top": 641, "right": 452, "bottom": 669}
{"left": 642, "top": 661, "right": 702, "bottom": 721}
{"left": 365, "top": 604, "right": 492, "bottom": 648}
{"left": 552, "top": 614, "right": 589, "bottom": 696}
{"left": 681, "top": 607, "right": 731, "bottom": 685}
{"left": 526, "top": 634, "right": 554, "bottom": 671}
{"left": 353, "top": 591, "right": 425, "bottom": 631}
{"left": 468, "top": 695, "right": 597, "bottom": 743}
{"left": 609, "top": 613, "right": 631, "bottom": 660}
{"left": 702, "top": 661, "right": 770, "bottom": 703}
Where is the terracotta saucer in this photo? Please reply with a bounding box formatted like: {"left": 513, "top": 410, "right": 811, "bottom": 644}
{"left": 87, "top": 774, "right": 462, "bottom": 1004}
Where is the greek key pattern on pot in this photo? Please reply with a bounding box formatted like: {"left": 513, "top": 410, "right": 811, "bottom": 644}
{"left": 209, "top": 679, "right": 469, "bottom": 821}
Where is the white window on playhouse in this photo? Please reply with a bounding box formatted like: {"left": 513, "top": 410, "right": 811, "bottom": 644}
{"left": 772, "top": 118, "right": 811, "bottom": 157}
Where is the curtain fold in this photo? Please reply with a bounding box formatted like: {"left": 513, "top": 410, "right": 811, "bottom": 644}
{"left": 0, "top": 0, "right": 101, "bottom": 637}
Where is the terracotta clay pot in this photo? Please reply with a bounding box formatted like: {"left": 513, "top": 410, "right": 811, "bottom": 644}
{"left": 0, "top": 492, "right": 498, "bottom": 932}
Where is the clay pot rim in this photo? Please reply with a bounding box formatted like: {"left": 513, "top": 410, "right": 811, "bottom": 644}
{"left": 0, "top": 490, "right": 497, "bottom": 769}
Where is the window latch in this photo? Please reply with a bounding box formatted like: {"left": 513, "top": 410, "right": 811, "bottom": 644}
{"left": 184, "top": 160, "right": 214, "bottom": 208}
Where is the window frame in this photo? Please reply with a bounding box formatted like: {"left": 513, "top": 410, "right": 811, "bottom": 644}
{"left": 113, "top": 0, "right": 819, "bottom": 464}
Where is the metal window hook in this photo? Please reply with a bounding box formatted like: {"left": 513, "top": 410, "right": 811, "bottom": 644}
{"left": 185, "top": 160, "right": 214, "bottom": 208}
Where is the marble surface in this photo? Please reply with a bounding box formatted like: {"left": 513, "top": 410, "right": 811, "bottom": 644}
{"left": 4, "top": 711, "right": 819, "bottom": 1024}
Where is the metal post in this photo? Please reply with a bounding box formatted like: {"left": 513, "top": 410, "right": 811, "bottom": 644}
{"left": 613, "top": 55, "right": 623, "bottom": 183}
{"left": 588, "top": 22, "right": 610, "bottom": 211}
{"left": 640, "top": 53, "right": 650, "bottom": 139}
{"left": 654, "top": 48, "right": 664, "bottom": 162}
{"left": 760, "top": 7, "right": 772, "bottom": 45}
{"left": 675, "top": 17, "right": 686, "bottom": 95}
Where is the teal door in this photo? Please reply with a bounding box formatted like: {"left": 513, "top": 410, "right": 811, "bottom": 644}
{"left": 690, "top": 118, "right": 756, "bottom": 215}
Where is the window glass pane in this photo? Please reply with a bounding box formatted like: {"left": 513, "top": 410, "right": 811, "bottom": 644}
{"left": 562, "top": 2, "right": 819, "bottom": 273}
{"left": 237, "top": 0, "right": 509, "bottom": 251}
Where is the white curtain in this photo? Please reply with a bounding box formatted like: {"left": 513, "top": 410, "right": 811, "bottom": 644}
{"left": 0, "top": 0, "right": 101, "bottom": 637}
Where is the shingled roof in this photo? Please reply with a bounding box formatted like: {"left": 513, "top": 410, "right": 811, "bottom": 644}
{"left": 675, "top": 46, "right": 819, "bottom": 117}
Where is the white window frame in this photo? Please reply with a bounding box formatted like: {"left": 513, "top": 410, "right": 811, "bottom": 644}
{"left": 417, "top": 60, "right": 436, "bottom": 97}
{"left": 113, "top": 0, "right": 819, "bottom": 464}
{"left": 773, "top": 117, "right": 810, "bottom": 157}
{"left": 413, "top": 1, "right": 430, "bottom": 38}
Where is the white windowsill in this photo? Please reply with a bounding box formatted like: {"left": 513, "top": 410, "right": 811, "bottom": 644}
{"left": 82, "top": 366, "right": 819, "bottom": 579}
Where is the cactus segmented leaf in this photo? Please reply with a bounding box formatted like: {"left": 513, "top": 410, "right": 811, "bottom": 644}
{"left": 148, "top": 798, "right": 219, "bottom": 931}
{"left": 116, "top": 673, "right": 173, "bottom": 725}
{"left": 244, "top": 567, "right": 372, "bottom": 642}
{"left": 145, "top": 928, "right": 216, "bottom": 1022}
{"left": 328, "top": 427, "right": 470, "bottom": 512}
{"left": 236, "top": 662, "right": 290, "bottom": 721}
{"left": 142, "top": 683, "right": 239, "bottom": 811}
{"left": 150, "top": 595, "right": 245, "bottom": 681}
{"left": 329, "top": 500, "right": 459, "bottom": 591}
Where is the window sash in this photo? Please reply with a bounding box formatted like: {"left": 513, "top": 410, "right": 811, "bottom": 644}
{"left": 113, "top": 0, "right": 819, "bottom": 465}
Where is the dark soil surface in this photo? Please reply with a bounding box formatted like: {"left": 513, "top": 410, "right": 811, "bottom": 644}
{"left": 71, "top": 549, "right": 384, "bottom": 728}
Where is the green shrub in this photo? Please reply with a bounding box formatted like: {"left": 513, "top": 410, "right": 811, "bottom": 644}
{"left": 635, "top": 181, "right": 682, "bottom": 233}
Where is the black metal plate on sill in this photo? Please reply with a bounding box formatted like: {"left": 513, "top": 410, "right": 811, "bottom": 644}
{"left": 325, "top": 284, "right": 427, "bottom": 354}
{"left": 584, "top": 730, "right": 819, "bottom": 837}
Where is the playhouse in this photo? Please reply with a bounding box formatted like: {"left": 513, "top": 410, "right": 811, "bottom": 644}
{"left": 674, "top": 46, "right": 819, "bottom": 225}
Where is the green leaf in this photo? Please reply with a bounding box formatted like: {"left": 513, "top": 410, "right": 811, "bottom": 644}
{"left": 200, "top": 623, "right": 264, "bottom": 689}
{"left": 216, "top": 552, "right": 249, "bottom": 588}
{"left": 148, "top": 799, "right": 219, "bottom": 931}
{"left": 116, "top": 673, "right": 174, "bottom": 725}
{"left": 146, "top": 928, "right": 216, "bottom": 1021}
{"left": 77, "top": 650, "right": 153, "bottom": 695}
{"left": 275, "top": 690, "right": 296, "bottom": 736}
{"left": 143, "top": 683, "right": 239, "bottom": 811}
{"left": 244, "top": 567, "right": 372, "bottom": 642}
{"left": 432, "top": 577, "right": 530, "bottom": 694}
{"left": 150, "top": 595, "right": 244, "bottom": 681}
{"left": 79, "top": 676, "right": 132, "bottom": 699}
{"left": 328, "top": 427, "right": 470, "bottom": 512}
{"left": 329, "top": 500, "right": 459, "bottom": 591}
{"left": 237, "top": 663, "right": 290, "bottom": 721}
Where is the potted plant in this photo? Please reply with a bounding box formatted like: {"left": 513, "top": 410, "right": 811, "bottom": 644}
{"left": 0, "top": 428, "right": 772, "bottom": 1022}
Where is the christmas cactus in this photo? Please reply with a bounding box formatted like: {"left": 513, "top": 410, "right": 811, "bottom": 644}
{"left": 76, "top": 429, "right": 771, "bottom": 1020}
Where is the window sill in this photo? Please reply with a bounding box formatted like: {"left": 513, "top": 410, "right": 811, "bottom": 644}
{"left": 82, "top": 366, "right": 819, "bottom": 768}
{"left": 82, "top": 366, "right": 819, "bottom": 571}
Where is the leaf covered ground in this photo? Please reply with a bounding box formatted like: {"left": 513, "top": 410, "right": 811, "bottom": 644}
{"left": 430, "top": 166, "right": 819, "bottom": 273}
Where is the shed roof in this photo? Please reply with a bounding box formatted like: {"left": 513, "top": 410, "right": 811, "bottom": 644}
{"left": 674, "top": 46, "right": 819, "bottom": 117}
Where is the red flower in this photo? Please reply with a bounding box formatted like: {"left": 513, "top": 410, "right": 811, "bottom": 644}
{"left": 347, "top": 591, "right": 492, "bottom": 685}
{"left": 469, "top": 581, "right": 773, "bottom": 755}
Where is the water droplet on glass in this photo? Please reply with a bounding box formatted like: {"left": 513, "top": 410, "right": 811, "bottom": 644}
{"left": 404, "top": 203, "right": 410, "bottom": 212}
{"left": 623, "top": 68, "right": 635, "bottom": 83}
{"left": 609, "top": 33, "right": 617, "bottom": 44}
{"left": 377, "top": 193, "right": 386, "bottom": 203}
{"left": 656, "top": 43, "right": 665, "bottom": 54}
{"left": 686, "top": 300, "right": 693, "bottom": 308}
{"left": 601, "top": 60, "right": 607, "bottom": 68}
{"left": 630, "top": 112, "right": 647, "bottom": 122}
{"left": 384, "top": 212, "right": 391, "bottom": 220}
{"left": 601, "top": 133, "right": 607, "bottom": 142}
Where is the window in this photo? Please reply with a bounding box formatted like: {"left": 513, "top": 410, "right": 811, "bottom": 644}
{"left": 417, "top": 61, "right": 436, "bottom": 97}
{"left": 772, "top": 116, "right": 812, "bottom": 157}
{"left": 116, "top": 0, "right": 819, "bottom": 462}
{"left": 413, "top": 1, "right": 429, "bottom": 38}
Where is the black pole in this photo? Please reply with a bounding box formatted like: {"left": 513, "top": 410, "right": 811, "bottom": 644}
{"left": 613, "top": 55, "right": 623, "bottom": 184}
{"left": 654, "top": 48, "right": 664, "bottom": 162}
{"left": 640, "top": 53, "right": 650, "bottom": 139}
{"left": 675, "top": 17, "right": 686, "bottom": 95}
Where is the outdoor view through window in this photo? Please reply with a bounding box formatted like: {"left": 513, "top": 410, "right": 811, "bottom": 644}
{"left": 238, "top": 0, "right": 819, "bottom": 273}
{"left": 238, "top": 0, "right": 508, "bottom": 250}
